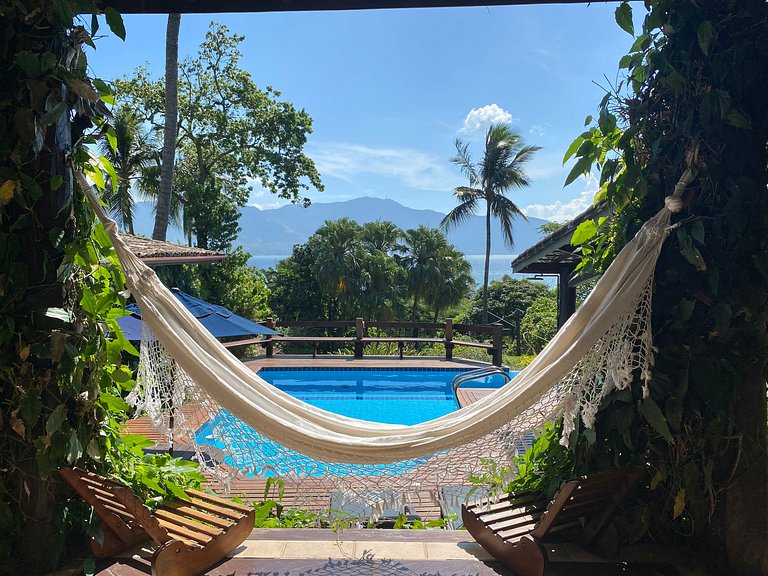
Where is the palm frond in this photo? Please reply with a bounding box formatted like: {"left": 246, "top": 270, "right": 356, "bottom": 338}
{"left": 440, "top": 196, "right": 479, "bottom": 231}
{"left": 490, "top": 195, "right": 526, "bottom": 247}
{"left": 451, "top": 138, "right": 478, "bottom": 185}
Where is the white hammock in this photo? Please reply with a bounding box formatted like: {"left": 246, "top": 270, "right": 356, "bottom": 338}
{"left": 76, "top": 171, "right": 682, "bottom": 498}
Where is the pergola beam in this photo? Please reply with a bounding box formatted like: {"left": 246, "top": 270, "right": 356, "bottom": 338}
{"left": 96, "top": 0, "right": 602, "bottom": 15}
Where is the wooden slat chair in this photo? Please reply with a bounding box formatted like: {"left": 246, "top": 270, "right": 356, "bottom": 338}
{"left": 462, "top": 466, "right": 645, "bottom": 576}
{"left": 60, "top": 467, "right": 255, "bottom": 576}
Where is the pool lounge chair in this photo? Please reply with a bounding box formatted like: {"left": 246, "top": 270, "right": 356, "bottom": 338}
{"left": 462, "top": 465, "right": 645, "bottom": 576}
{"left": 60, "top": 467, "right": 254, "bottom": 576}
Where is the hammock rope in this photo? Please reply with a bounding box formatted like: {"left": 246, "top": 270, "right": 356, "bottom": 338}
{"left": 75, "top": 170, "right": 683, "bottom": 499}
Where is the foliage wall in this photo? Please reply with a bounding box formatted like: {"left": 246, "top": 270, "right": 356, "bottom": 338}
{"left": 0, "top": 1, "right": 138, "bottom": 572}
{"left": 567, "top": 1, "right": 768, "bottom": 572}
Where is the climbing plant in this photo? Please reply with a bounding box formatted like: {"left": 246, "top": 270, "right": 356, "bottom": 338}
{"left": 0, "top": 1, "right": 139, "bottom": 572}
{"left": 564, "top": 2, "right": 767, "bottom": 573}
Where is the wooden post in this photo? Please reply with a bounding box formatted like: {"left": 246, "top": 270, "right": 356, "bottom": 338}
{"left": 491, "top": 323, "right": 503, "bottom": 367}
{"left": 265, "top": 317, "right": 275, "bottom": 358}
{"left": 557, "top": 269, "right": 577, "bottom": 329}
{"left": 354, "top": 317, "right": 365, "bottom": 359}
{"left": 444, "top": 318, "right": 454, "bottom": 360}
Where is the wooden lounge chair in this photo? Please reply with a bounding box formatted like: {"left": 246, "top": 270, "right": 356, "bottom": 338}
{"left": 60, "top": 467, "right": 255, "bottom": 576}
{"left": 462, "top": 465, "right": 645, "bottom": 576}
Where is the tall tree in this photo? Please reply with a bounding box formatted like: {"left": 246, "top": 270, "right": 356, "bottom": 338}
{"left": 267, "top": 242, "right": 327, "bottom": 321}
{"left": 115, "top": 23, "right": 322, "bottom": 248}
{"left": 442, "top": 123, "right": 540, "bottom": 324}
{"left": 360, "top": 220, "right": 403, "bottom": 254}
{"left": 423, "top": 246, "right": 473, "bottom": 322}
{"left": 398, "top": 226, "right": 454, "bottom": 323}
{"left": 98, "top": 106, "right": 159, "bottom": 235}
{"left": 354, "top": 250, "right": 407, "bottom": 320}
{"left": 152, "top": 13, "right": 181, "bottom": 241}
{"left": 311, "top": 218, "right": 362, "bottom": 320}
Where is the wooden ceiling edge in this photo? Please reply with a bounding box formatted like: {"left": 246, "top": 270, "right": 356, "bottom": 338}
{"left": 95, "top": 0, "right": 599, "bottom": 15}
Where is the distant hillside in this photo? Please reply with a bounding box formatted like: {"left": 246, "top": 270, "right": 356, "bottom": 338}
{"left": 132, "top": 197, "right": 550, "bottom": 256}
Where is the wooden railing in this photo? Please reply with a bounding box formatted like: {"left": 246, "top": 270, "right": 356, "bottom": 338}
{"left": 225, "top": 318, "right": 511, "bottom": 366}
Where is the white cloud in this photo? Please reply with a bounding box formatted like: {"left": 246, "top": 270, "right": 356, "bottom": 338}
{"left": 459, "top": 104, "right": 513, "bottom": 134}
{"left": 522, "top": 174, "right": 599, "bottom": 222}
{"left": 307, "top": 142, "right": 456, "bottom": 192}
{"left": 529, "top": 124, "right": 547, "bottom": 137}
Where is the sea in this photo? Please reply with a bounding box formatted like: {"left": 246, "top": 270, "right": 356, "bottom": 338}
{"left": 249, "top": 253, "right": 548, "bottom": 287}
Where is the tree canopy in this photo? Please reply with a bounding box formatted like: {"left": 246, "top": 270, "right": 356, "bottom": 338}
{"left": 114, "top": 22, "right": 323, "bottom": 251}
{"left": 465, "top": 275, "right": 553, "bottom": 326}
{"left": 267, "top": 220, "right": 472, "bottom": 323}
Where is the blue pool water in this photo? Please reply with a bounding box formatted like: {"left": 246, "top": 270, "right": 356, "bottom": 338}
{"left": 195, "top": 368, "right": 516, "bottom": 476}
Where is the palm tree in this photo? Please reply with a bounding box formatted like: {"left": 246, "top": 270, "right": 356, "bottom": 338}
{"left": 354, "top": 251, "right": 406, "bottom": 320}
{"left": 361, "top": 220, "right": 403, "bottom": 254}
{"left": 424, "top": 247, "right": 474, "bottom": 322}
{"left": 441, "top": 123, "right": 540, "bottom": 324}
{"left": 99, "top": 107, "right": 159, "bottom": 234}
{"left": 311, "top": 218, "right": 362, "bottom": 320}
{"left": 398, "top": 226, "right": 451, "bottom": 323}
{"left": 135, "top": 162, "right": 186, "bottom": 234}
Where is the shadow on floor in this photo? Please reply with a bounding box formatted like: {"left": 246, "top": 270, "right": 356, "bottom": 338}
{"left": 98, "top": 556, "right": 680, "bottom": 576}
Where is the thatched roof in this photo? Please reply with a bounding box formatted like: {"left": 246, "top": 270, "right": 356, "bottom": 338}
{"left": 122, "top": 235, "right": 228, "bottom": 266}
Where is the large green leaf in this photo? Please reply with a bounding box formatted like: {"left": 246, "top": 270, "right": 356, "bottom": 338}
{"left": 638, "top": 397, "right": 673, "bottom": 442}
{"left": 66, "top": 429, "right": 83, "bottom": 463}
{"left": 46, "top": 405, "right": 68, "bottom": 435}
{"left": 615, "top": 2, "right": 634, "bottom": 36}
{"left": 564, "top": 156, "right": 592, "bottom": 187}
{"left": 697, "top": 21, "right": 714, "bottom": 55}
{"left": 563, "top": 136, "right": 583, "bottom": 163}
{"left": 570, "top": 219, "right": 598, "bottom": 246}
{"left": 104, "top": 8, "right": 126, "bottom": 41}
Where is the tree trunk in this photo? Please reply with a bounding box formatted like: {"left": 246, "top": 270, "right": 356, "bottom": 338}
{"left": 481, "top": 199, "right": 492, "bottom": 324}
{"left": 410, "top": 288, "right": 420, "bottom": 323}
{"left": 152, "top": 13, "right": 180, "bottom": 241}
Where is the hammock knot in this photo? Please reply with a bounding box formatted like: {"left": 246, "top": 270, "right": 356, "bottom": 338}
{"left": 664, "top": 195, "right": 684, "bottom": 213}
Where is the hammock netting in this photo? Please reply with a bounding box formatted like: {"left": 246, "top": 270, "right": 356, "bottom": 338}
{"left": 76, "top": 171, "right": 677, "bottom": 516}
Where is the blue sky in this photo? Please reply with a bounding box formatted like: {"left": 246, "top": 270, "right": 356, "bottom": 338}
{"left": 87, "top": 4, "right": 637, "bottom": 222}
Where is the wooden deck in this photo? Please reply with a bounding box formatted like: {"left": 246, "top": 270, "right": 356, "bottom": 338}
{"left": 125, "top": 356, "right": 500, "bottom": 522}
{"left": 242, "top": 354, "right": 495, "bottom": 370}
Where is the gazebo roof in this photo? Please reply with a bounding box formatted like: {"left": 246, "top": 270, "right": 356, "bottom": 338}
{"left": 511, "top": 202, "right": 611, "bottom": 276}
{"left": 122, "top": 235, "right": 228, "bottom": 266}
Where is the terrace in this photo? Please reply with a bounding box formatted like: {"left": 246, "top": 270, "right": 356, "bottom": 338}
{"left": 2, "top": 0, "right": 765, "bottom": 575}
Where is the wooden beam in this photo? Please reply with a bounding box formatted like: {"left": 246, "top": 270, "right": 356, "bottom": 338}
{"left": 556, "top": 269, "right": 576, "bottom": 329}
{"left": 96, "top": 0, "right": 599, "bottom": 15}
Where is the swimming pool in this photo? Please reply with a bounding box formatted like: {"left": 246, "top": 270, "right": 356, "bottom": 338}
{"left": 195, "top": 367, "right": 516, "bottom": 476}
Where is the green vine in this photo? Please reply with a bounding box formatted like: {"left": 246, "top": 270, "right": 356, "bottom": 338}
{"left": 563, "top": 1, "right": 768, "bottom": 562}
{"left": 0, "top": 1, "right": 166, "bottom": 572}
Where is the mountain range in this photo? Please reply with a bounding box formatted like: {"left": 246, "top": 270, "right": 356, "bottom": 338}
{"left": 132, "top": 197, "right": 550, "bottom": 257}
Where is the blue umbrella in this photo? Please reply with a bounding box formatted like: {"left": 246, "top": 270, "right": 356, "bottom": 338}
{"left": 116, "top": 288, "right": 279, "bottom": 341}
